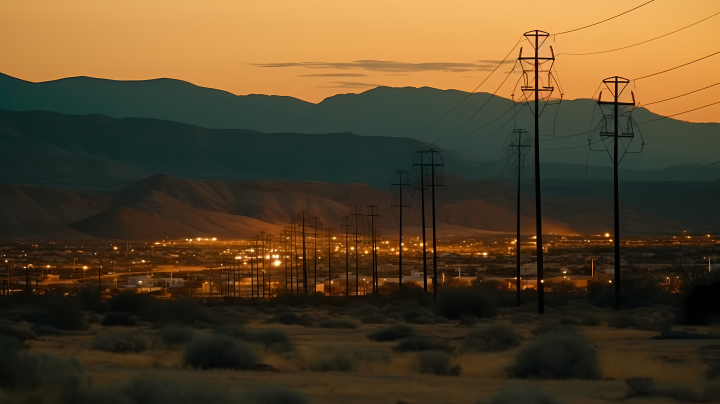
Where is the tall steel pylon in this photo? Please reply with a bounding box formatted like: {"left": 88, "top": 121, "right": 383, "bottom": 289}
{"left": 297, "top": 212, "right": 309, "bottom": 295}
{"left": 413, "top": 149, "right": 445, "bottom": 300}
{"left": 341, "top": 215, "right": 351, "bottom": 296}
{"left": 518, "top": 30, "right": 561, "bottom": 314}
{"left": 391, "top": 170, "right": 411, "bottom": 291}
{"left": 509, "top": 128, "right": 531, "bottom": 306}
{"left": 366, "top": 206, "right": 380, "bottom": 294}
{"left": 592, "top": 76, "right": 644, "bottom": 310}
{"left": 350, "top": 206, "right": 364, "bottom": 296}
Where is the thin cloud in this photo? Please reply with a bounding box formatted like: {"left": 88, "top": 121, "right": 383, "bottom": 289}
{"left": 296, "top": 73, "right": 368, "bottom": 77}
{"left": 317, "top": 81, "right": 386, "bottom": 88}
{"left": 252, "top": 60, "right": 513, "bottom": 73}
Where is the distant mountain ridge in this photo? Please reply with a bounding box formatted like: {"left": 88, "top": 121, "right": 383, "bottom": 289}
{"left": 1, "top": 72, "right": 718, "bottom": 172}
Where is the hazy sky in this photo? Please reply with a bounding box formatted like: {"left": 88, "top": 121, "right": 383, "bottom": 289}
{"left": 3, "top": 0, "right": 719, "bottom": 122}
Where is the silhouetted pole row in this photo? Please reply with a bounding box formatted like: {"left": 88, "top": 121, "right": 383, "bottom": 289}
{"left": 342, "top": 215, "right": 350, "bottom": 296}
{"left": 367, "top": 205, "right": 379, "bottom": 294}
{"left": 509, "top": 129, "right": 530, "bottom": 306}
{"left": 391, "top": 170, "right": 410, "bottom": 291}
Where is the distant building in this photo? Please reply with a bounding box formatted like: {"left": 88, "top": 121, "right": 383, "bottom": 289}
{"left": 126, "top": 275, "right": 184, "bottom": 289}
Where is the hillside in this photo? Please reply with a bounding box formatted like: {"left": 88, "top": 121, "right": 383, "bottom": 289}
{"left": 1, "top": 73, "right": 718, "bottom": 173}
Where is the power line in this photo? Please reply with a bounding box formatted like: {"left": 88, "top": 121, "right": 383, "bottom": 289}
{"left": 634, "top": 51, "right": 720, "bottom": 80}
{"left": 636, "top": 100, "right": 720, "bottom": 124}
{"left": 558, "top": 11, "right": 720, "bottom": 56}
{"left": 553, "top": 0, "right": 656, "bottom": 36}
{"left": 424, "top": 37, "right": 523, "bottom": 128}
{"left": 656, "top": 160, "right": 720, "bottom": 181}
{"left": 642, "top": 83, "right": 720, "bottom": 106}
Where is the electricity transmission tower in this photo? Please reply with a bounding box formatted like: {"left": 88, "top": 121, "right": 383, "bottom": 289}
{"left": 592, "top": 76, "right": 644, "bottom": 310}
{"left": 518, "top": 30, "right": 561, "bottom": 314}
{"left": 341, "top": 215, "right": 351, "bottom": 296}
{"left": 350, "top": 206, "right": 364, "bottom": 296}
{"left": 297, "top": 212, "right": 309, "bottom": 295}
{"left": 412, "top": 153, "right": 429, "bottom": 292}
{"left": 366, "top": 206, "right": 380, "bottom": 294}
{"left": 391, "top": 170, "right": 411, "bottom": 290}
{"left": 326, "top": 227, "right": 334, "bottom": 296}
{"left": 509, "top": 128, "right": 531, "bottom": 306}
{"left": 311, "top": 216, "right": 322, "bottom": 294}
{"left": 414, "top": 149, "right": 445, "bottom": 299}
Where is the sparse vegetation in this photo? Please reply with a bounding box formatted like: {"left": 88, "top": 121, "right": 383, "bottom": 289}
{"left": 245, "top": 329, "right": 294, "bottom": 353}
{"left": 183, "top": 335, "right": 258, "bottom": 370}
{"left": 434, "top": 287, "right": 498, "bottom": 320}
{"left": 367, "top": 324, "right": 413, "bottom": 342}
{"left": 318, "top": 318, "right": 359, "bottom": 329}
{"left": 93, "top": 330, "right": 147, "bottom": 353}
{"left": 161, "top": 326, "right": 194, "bottom": 346}
{"left": 102, "top": 311, "right": 137, "bottom": 326}
{"left": 507, "top": 332, "right": 601, "bottom": 380}
{"left": 482, "top": 385, "right": 561, "bottom": 404}
{"left": 268, "top": 311, "right": 314, "bottom": 326}
{"left": 396, "top": 336, "right": 450, "bottom": 352}
{"left": 306, "top": 347, "right": 354, "bottom": 371}
{"left": 417, "top": 350, "right": 462, "bottom": 376}
{"left": 463, "top": 321, "right": 522, "bottom": 353}
{"left": 243, "top": 384, "right": 309, "bottom": 404}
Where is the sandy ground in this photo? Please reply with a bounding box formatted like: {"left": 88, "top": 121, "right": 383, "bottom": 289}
{"left": 23, "top": 306, "right": 718, "bottom": 404}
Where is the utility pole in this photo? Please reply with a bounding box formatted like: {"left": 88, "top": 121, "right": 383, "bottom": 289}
{"left": 290, "top": 219, "right": 296, "bottom": 295}
{"left": 413, "top": 153, "right": 429, "bottom": 292}
{"left": 509, "top": 129, "right": 530, "bottom": 306}
{"left": 311, "top": 216, "right": 321, "bottom": 294}
{"left": 416, "top": 149, "right": 445, "bottom": 299}
{"left": 342, "top": 216, "right": 351, "bottom": 296}
{"left": 283, "top": 227, "right": 289, "bottom": 296}
{"left": 326, "top": 227, "right": 333, "bottom": 296}
{"left": 596, "top": 76, "right": 637, "bottom": 311}
{"left": 298, "top": 212, "right": 309, "bottom": 295}
{"left": 351, "top": 206, "right": 364, "bottom": 296}
{"left": 518, "top": 30, "right": 558, "bottom": 315}
{"left": 391, "top": 170, "right": 411, "bottom": 291}
{"left": 98, "top": 253, "right": 103, "bottom": 298}
{"left": 366, "top": 206, "right": 379, "bottom": 294}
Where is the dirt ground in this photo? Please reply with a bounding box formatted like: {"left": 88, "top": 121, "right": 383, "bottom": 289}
{"left": 23, "top": 304, "right": 718, "bottom": 404}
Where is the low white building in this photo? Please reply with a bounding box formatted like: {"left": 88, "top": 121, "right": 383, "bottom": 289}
{"left": 126, "top": 276, "right": 184, "bottom": 289}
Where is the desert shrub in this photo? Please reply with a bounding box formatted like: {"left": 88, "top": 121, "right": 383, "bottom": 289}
{"left": 483, "top": 385, "right": 561, "bottom": 404}
{"left": 386, "top": 312, "right": 403, "bottom": 322}
{"left": 417, "top": 350, "right": 462, "bottom": 376}
{"left": 243, "top": 384, "right": 309, "bottom": 404}
{"left": 161, "top": 326, "right": 194, "bottom": 346}
{"left": 107, "top": 292, "right": 211, "bottom": 325}
{"left": 606, "top": 313, "right": 671, "bottom": 332}
{"left": 183, "top": 335, "right": 258, "bottom": 370}
{"left": 407, "top": 316, "right": 435, "bottom": 325}
{"left": 401, "top": 307, "right": 431, "bottom": 322}
{"left": 591, "top": 289, "right": 643, "bottom": 309}
{"left": 507, "top": 332, "right": 601, "bottom": 379}
{"left": 360, "top": 314, "right": 387, "bottom": 324}
{"left": 318, "top": 318, "right": 359, "bottom": 329}
{"left": 92, "top": 330, "right": 147, "bottom": 353}
{"left": 0, "top": 324, "right": 37, "bottom": 341}
{"left": 434, "top": 287, "right": 498, "bottom": 320}
{"left": 460, "top": 315, "right": 481, "bottom": 326}
{"left": 307, "top": 347, "right": 354, "bottom": 371}
{"left": 367, "top": 324, "right": 413, "bottom": 342}
{"left": 246, "top": 329, "right": 294, "bottom": 353}
{"left": 15, "top": 298, "right": 87, "bottom": 330}
{"left": 531, "top": 321, "right": 576, "bottom": 337}
{"left": 31, "top": 325, "right": 67, "bottom": 336}
{"left": 102, "top": 311, "right": 137, "bottom": 327}
{"left": 559, "top": 316, "right": 579, "bottom": 325}
{"left": 268, "top": 311, "right": 314, "bottom": 326}
{"left": 396, "top": 336, "right": 449, "bottom": 353}
{"left": 464, "top": 322, "right": 522, "bottom": 353}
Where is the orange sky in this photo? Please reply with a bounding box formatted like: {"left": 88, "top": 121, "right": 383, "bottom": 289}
{"left": 3, "top": 0, "right": 719, "bottom": 123}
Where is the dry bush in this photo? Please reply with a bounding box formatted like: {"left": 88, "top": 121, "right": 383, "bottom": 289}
{"left": 183, "top": 335, "right": 258, "bottom": 370}
{"left": 245, "top": 329, "right": 294, "bottom": 353}
{"left": 161, "top": 326, "right": 194, "bottom": 346}
{"left": 507, "top": 332, "right": 601, "bottom": 380}
{"left": 417, "top": 350, "right": 462, "bottom": 376}
{"left": 267, "top": 311, "right": 314, "bottom": 326}
{"left": 306, "top": 347, "right": 354, "bottom": 372}
{"left": 101, "top": 311, "right": 137, "bottom": 327}
{"left": 434, "top": 287, "right": 498, "bottom": 320}
{"left": 367, "top": 324, "right": 413, "bottom": 342}
{"left": 463, "top": 321, "right": 522, "bottom": 353}
{"left": 606, "top": 312, "right": 671, "bottom": 332}
{"left": 214, "top": 324, "right": 248, "bottom": 339}
{"left": 482, "top": 384, "right": 561, "bottom": 404}
{"left": 360, "top": 314, "right": 387, "bottom": 324}
{"left": 353, "top": 347, "right": 390, "bottom": 363}
{"left": 625, "top": 377, "right": 703, "bottom": 402}
{"left": 0, "top": 324, "right": 37, "bottom": 341}
{"left": 92, "top": 330, "right": 147, "bottom": 353}
{"left": 318, "top": 318, "right": 359, "bottom": 329}
{"left": 32, "top": 325, "right": 67, "bottom": 337}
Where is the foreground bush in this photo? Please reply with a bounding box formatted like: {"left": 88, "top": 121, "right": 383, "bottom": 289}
{"left": 93, "top": 330, "right": 147, "bottom": 353}
{"left": 183, "top": 335, "right": 258, "bottom": 370}
{"left": 434, "top": 287, "right": 498, "bottom": 320}
{"left": 464, "top": 321, "right": 522, "bottom": 353}
{"left": 507, "top": 332, "right": 601, "bottom": 379}
{"left": 417, "top": 350, "right": 461, "bottom": 376}
{"left": 367, "top": 324, "right": 413, "bottom": 342}
{"left": 161, "top": 326, "right": 195, "bottom": 346}
{"left": 483, "top": 385, "right": 561, "bottom": 404}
